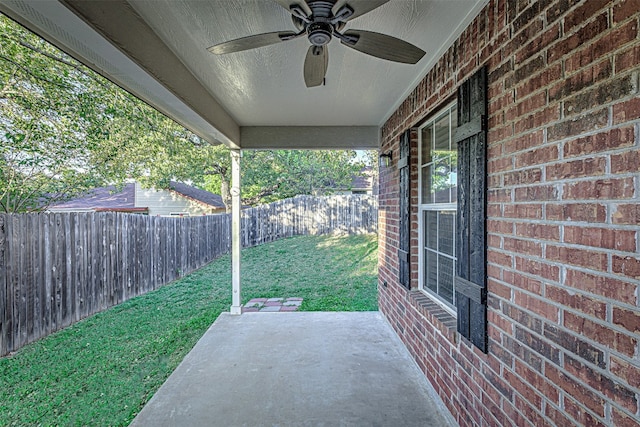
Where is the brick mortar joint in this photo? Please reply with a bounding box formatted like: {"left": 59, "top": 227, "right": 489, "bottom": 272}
{"left": 503, "top": 304, "right": 639, "bottom": 367}
{"left": 538, "top": 237, "right": 634, "bottom": 256}
{"left": 557, "top": 353, "right": 640, "bottom": 420}
{"left": 497, "top": 280, "right": 639, "bottom": 333}
{"left": 376, "top": 0, "right": 638, "bottom": 422}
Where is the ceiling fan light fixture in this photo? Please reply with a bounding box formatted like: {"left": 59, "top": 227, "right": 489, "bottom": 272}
{"left": 307, "top": 22, "right": 333, "bottom": 46}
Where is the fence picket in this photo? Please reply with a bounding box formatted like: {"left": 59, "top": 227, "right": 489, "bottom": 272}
{"left": 0, "top": 215, "right": 5, "bottom": 356}
{"left": 0, "top": 195, "right": 377, "bottom": 356}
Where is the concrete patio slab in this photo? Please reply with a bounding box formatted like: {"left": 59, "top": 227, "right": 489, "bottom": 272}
{"left": 130, "top": 312, "right": 456, "bottom": 427}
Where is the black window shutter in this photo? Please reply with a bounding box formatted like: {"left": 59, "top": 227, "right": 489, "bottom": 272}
{"left": 398, "top": 129, "right": 411, "bottom": 289}
{"left": 455, "top": 67, "right": 488, "bottom": 353}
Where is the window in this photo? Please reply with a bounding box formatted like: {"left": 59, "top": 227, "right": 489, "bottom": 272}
{"left": 418, "top": 103, "right": 458, "bottom": 311}
{"left": 414, "top": 67, "right": 488, "bottom": 352}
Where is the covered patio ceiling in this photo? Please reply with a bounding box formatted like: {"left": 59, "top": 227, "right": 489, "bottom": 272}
{"left": 0, "top": 0, "right": 486, "bottom": 150}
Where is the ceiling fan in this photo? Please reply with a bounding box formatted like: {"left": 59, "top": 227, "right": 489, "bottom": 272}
{"left": 207, "top": 0, "right": 426, "bottom": 87}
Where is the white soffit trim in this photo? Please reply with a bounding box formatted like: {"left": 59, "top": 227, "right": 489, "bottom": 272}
{"left": 0, "top": 0, "right": 238, "bottom": 148}
{"left": 240, "top": 126, "right": 380, "bottom": 150}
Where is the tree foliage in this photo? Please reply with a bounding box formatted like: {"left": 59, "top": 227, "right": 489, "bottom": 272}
{"left": 1, "top": 15, "right": 103, "bottom": 212}
{"left": 224, "top": 150, "right": 362, "bottom": 206}
{"left": 0, "top": 15, "right": 369, "bottom": 213}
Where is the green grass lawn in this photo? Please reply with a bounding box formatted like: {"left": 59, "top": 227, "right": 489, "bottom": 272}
{"left": 0, "top": 233, "right": 378, "bottom": 426}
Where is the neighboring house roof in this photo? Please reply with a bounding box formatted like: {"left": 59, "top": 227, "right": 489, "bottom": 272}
{"left": 49, "top": 183, "right": 141, "bottom": 211}
{"left": 348, "top": 166, "right": 378, "bottom": 194}
{"left": 351, "top": 167, "right": 374, "bottom": 190}
{"left": 168, "top": 181, "right": 225, "bottom": 209}
{"left": 49, "top": 181, "right": 225, "bottom": 212}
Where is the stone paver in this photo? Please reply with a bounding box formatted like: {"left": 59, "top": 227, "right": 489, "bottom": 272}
{"left": 259, "top": 306, "right": 282, "bottom": 312}
{"left": 243, "top": 297, "right": 303, "bottom": 313}
{"left": 264, "top": 301, "right": 282, "bottom": 307}
{"left": 244, "top": 302, "right": 263, "bottom": 309}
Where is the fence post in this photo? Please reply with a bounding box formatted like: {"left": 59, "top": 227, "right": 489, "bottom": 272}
{"left": 0, "top": 214, "right": 5, "bottom": 356}
{"left": 0, "top": 195, "right": 377, "bottom": 356}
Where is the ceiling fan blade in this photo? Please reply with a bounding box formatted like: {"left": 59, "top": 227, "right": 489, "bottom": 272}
{"left": 332, "top": 0, "right": 389, "bottom": 21}
{"left": 272, "top": 0, "right": 312, "bottom": 18}
{"left": 304, "top": 45, "right": 328, "bottom": 88}
{"left": 340, "top": 30, "right": 425, "bottom": 64}
{"left": 208, "top": 31, "right": 299, "bottom": 55}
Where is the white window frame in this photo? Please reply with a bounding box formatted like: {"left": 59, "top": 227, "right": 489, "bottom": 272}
{"left": 418, "top": 102, "right": 458, "bottom": 316}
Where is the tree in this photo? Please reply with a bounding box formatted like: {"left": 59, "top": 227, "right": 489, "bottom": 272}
{"left": 0, "top": 14, "right": 108, "bottom": 211}
{"left": 0, "top": 14, "right": 220, "bottom": 212}
{"left": 238, "top": 150, "right": 364, "bottom": 205}
{"left": 1, "top": 14, "right": 369, "bottom": 213}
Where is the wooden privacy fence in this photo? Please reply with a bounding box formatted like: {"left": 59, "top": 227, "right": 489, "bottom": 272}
{"left": 0, "top": 213, "right": 231, "bottom": 357}
{"left": 240, "top": 195, "right": 377, "bottom": 247}
{"left": 0, "top": 195, "right": 377, "bottom": 356}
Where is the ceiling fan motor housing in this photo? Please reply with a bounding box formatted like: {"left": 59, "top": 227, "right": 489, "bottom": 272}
{"left": 307, "top": 22, "right": 333, "bottom": 46}
{"left": 308, "top": 1, "right": 334, "bottom": 18}
{"left": 305, "top": 1, "right": 338, "bottom": 46}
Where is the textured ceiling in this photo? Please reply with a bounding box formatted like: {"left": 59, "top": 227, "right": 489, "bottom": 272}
{"left": 0, "top": 0, "right": 487, "bottom": 147}
{"left": 129, "top": 0, "right": 485, "bottom": 127}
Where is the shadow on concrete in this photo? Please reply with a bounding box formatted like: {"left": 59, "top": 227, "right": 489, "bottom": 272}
{"left": 130, "top": 312, "right": 456, "bottom": 427}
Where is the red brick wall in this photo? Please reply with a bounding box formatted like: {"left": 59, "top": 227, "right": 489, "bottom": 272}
{"left": 378, "top": 1, "right": 640, "bottom": 426}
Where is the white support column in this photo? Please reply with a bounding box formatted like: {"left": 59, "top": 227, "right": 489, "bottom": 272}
{"left": 230, "top": 149, "right": 242, "bottom": 315}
